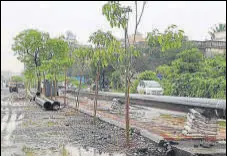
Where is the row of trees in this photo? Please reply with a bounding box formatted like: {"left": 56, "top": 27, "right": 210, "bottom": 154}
{"left": 12, "top": 29, "right": 91, "bottom": 105}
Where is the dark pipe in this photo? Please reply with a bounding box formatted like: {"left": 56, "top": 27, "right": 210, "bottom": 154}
{"left": 42, "top": 97, "right": 60, "bottom": 110}
{"left": 52, "top": 101, "right": 60, "bottom": 111}
{"left": 36, "top": 92, "right": 40, "bottom": 96}
{"left": 43, "top": 101, "right": 52, "bottom": 110}
{"left": 35, "top": 96, "right": 52, "bottom": 110}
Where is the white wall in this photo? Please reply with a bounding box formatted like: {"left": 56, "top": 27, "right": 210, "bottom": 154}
{"left": 205, "top": 48, "right": 226, "bottom": 57}
{"left": 214, "top": 31, "right": 226, "bottom": 41}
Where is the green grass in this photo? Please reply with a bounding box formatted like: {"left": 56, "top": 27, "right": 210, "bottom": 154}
{"left": 24, "top": 107, "right": 30, "bottom": 110}
{"left": 23, "top": 120, "right": 38, "bottom": 127}
{"left": 47, "top": 121, "right": 56, "bottom": 127}
{"left": 22, "top": 146, "right": 34, "bottom": 156}
{"left": 62, "top": 145, "right": 69, "bottom": 156}
{"left": 218, "top": 120, "right": 226, "bottom": 127}
{"left": 160, "top": 114, "right": 172, "bottom": 119}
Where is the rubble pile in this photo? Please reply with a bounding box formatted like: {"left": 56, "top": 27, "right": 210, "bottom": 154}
{"left": 182, "top": 109, "right": 218, "bottom": 138}
{"left": 111, "top": 98, "right": 124, "bottom": 114}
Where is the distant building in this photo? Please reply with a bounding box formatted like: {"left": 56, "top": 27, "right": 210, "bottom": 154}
{"left": 214, "top": 31, "right": 226, "bottom": 41}
{"left": 120, "top": 32, "right": 146, "bottom": 47}
{"left": 128, "top": 32, "right": 146, "bottom": 45}
{"left": 118, "top": 31, "right": 226, "bottom": 58}
{"left": 191, "top": 40, "right": 226, "bottom": 57}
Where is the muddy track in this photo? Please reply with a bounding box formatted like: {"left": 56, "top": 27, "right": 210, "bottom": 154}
{"left": 1, "top": 89, "right": 167, "bottom": 156}
{"left": 1, "top": 90, "right": 25, "bottom": 155}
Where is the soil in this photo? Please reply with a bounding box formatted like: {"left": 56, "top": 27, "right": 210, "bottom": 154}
{"left": 1, "top": 89, "right": 166, "bottom": 156}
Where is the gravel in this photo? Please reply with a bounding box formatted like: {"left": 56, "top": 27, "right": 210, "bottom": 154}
{"left": 1, "top": 89, "right": 168, "bottom": 156}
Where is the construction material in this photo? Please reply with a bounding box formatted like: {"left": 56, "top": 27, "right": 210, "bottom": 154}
{"left": 35, "top": 96, "right": 52, "bottom": 110}
{"left": 42, "top": 96, "right": 60, "bottom": 111}
{"left": 183, "top": 109, "right": 218, "bottom": 138}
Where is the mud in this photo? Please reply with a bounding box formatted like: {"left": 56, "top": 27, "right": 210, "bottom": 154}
{"left": 1, "top": 89, "right": 166, "bottom": 156}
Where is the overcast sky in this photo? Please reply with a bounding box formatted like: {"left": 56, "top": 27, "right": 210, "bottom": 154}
{"left": 1, "top": 1, "right": 226, "bottom": 73}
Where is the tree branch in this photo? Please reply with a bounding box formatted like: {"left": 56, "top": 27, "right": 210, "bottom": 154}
{"left": 137, "top": 1, "right": 147, "bottom": 28}
{"left": 133, "top": 1, "right": 138, "bottom": 45}
{"left": 133, "top": 1, "right": 147, "bottom": 46}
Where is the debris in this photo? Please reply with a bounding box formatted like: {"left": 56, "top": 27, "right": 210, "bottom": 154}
{"left": 182, "top": 109, "right": 218, "bottom": 139}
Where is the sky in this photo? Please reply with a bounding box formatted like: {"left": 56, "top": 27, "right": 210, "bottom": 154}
{"left": 1, "top": 1, "right": 226, "bottom": 73}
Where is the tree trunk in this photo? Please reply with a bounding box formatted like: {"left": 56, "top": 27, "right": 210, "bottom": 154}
{"left": 34, "top": 79, "right": 35, "bottom": 90}
{"left": 64, "top": 68, "right": 67, "bottom": 105}
{"left": 124, "top": 28, "right": 130, "bottom": 147}
{"left": 25, "top": 81, "right": 28, "bottom": 96}
{"left": 102, "top": 70, "right": 105, "bottom": 89}
{"left": 125, "top": 75, "right": 130, "bottom": 146}
{"left": 43, "top": 72, "right": 46, "bottom": 96}
{"left": 126, "top": 79, "right": 130, "bottom": 144}
{"left": 54, "top": 73, "right": 57, "bottom": 100}
{"left": 76, "top": 71, "right": 82, "bottom": 111}
{"left": 37, "top": 72, "right": 41, "bottom": 93}
{"left": 94, "top": 66, "right": 100, "bottom": 122}
{"left": 50, "top": 80, "right": 53, "bottom": 100}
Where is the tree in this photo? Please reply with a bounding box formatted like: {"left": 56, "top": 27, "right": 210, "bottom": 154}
{"left": 146, "top": 25, "right": 185, "bottom": 52}
{"left": 89, "top": 30, "right": 121, "bottom": 121}
{"left": 46, "top": 38, "right": 69, "bottom": 98}
{"left": 11, "top": 76, "right": 24, "bottom": 83}
{"left": 64, "top": 31, "right": 78, "bottom": 77}
{"left": 103, "top": 1, "right": 186, "bottom": 146}
{"left": 110, "top": 70, "right": 124, "bottom": 91}
{"left": 12, "top": 29, "right": 49, "bottom": 92}
{"left": 208, "top": 23, "right": 226, "bottom": 40}
{"left": 157, "top": 48, "right": 226, "bottom": 99}
{"left": 23, "top": 66, "right": 36, "bottom": 94}
{"left": 103, "top": 1, "right": 147, "bottom": 146}
{"left": 171, "top": 48, "right": 204, "bottom": 73}
{"left": 72, "top": 46, "right": 91, "bottom": 110}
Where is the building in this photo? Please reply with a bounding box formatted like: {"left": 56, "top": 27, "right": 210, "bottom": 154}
{"left": 191, "top": 40, "right": 226, "bottom": 57}
{"left": 128, "top": 32, "right": 146, "bottom": 45}
{"left": 120, "top": 32, "right": 146, "bottom": 46}
{"left": 214, "top": 31, "right": 226, "bottom": 41}
{"left": 118, "top": 31, "right": 226, "bottom": 58}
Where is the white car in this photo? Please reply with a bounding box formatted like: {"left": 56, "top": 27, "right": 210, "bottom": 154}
{"left": 137, "top": 80, "right": 164, "bottom": 95}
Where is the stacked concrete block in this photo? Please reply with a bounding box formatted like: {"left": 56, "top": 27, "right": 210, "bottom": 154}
{"left": 182, "top": 109, "right": 218, "bottom": 137}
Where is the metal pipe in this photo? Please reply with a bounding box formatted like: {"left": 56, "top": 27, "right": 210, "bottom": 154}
{"left": 42, "top": 96, "right": 60, "bottom": 111}
{"left": 35, "top": 96, "right": 52, "bottom": 110}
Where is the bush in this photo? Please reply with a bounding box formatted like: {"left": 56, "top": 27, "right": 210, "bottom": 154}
{"left": 137, "top": 70, "right": 159, "bottom": 81}
{"left": 156, "top": 48, "right": 226, "bottom": 99}
{"left": 70, "top": 79, "right": 79, "bottom": 87}
{"left": 11, "top": 76, "right": 24, "bottom": 83}
{"left": 130, "top": 79, "right": 139, "bottom": 93}
{"left": 110, "top": 71, "right": 123, "bottom": 90}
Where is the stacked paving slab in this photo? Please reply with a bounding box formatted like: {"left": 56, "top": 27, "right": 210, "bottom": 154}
{"left": 182, "top": 109, "right": 218, "bottom": 138}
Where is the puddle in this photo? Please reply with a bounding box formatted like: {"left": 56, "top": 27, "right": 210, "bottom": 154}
{"left": 5, "top": 113, "right": 17, "bottom": 145}
{"left": 65, "top": 144, "right": 126, "bottom": 156}
{"left": 1, "top": 108, "right": 9, "bottom": 132}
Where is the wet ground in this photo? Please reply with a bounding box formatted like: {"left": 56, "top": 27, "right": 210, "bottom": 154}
{"left": 1, "top": 88, "right": 167, "bottom": 156}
